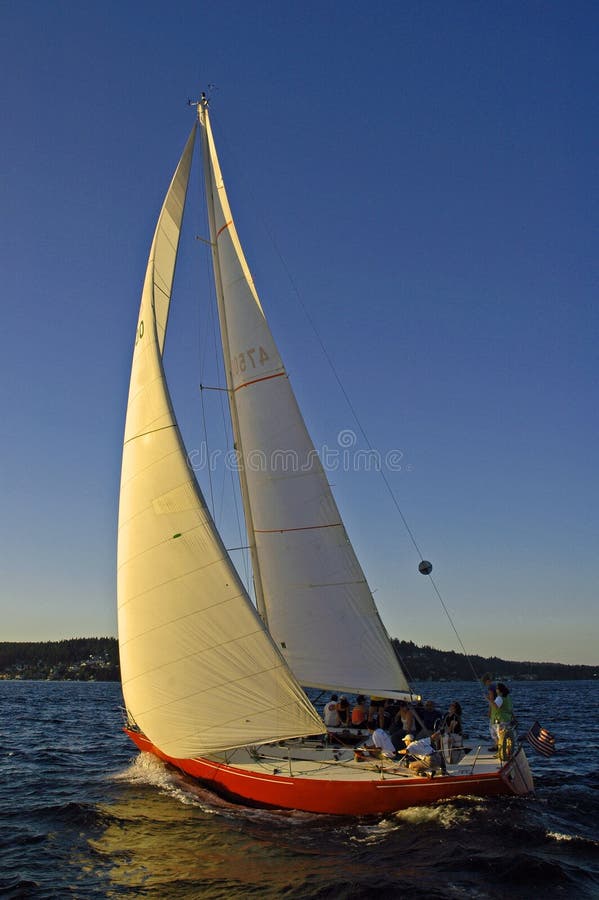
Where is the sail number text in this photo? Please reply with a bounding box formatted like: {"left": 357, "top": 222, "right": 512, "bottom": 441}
{"left": 231, "top": 346, "right": 269, "bottom": 375}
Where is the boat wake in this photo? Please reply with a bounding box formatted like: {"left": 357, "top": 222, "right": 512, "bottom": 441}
{"left": 350, "top": 798, "right": 480, "bottom": 842}
{"left": 113, "top": 753, "right": 220, "bottom": 812}
{"left": 114, "top": 752, "right": 326, "bottom": 825}
{"left": 394, "top": 798, "right": 482, "bottom": 828}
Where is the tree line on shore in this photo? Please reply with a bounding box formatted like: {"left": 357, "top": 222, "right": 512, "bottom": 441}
{"left": 0, "top": 637, "right": 595, "bottom": 682}
{"left": 391, "top": 639, "right": 596, "bottom": 681}
{"left": 0, "top": 637, "right": 119, "bottom": 681}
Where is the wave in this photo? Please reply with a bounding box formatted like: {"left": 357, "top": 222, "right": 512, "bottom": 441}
{"left": 0, "top": 878, "right": 43, "bottom": 900}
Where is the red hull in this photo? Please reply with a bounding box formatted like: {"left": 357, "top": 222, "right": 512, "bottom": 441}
{"left": 125, "top": 729, "right": 529, "bottom": 816}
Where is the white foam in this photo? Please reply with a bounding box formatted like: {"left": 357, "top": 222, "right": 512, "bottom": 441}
{"left": 351, "top": 818, "right": 401, "bottom": 844}
{"left": 396, "top": 802, "right": 473, "bottom": 829}
{"left": 112, "top": 751, "right": 172, "bottom": 786}
{"left": 546, "top": 829, "right": 599, "bottom": 848}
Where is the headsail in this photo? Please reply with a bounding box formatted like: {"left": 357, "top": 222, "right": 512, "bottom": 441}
{"left": 199, "top": 103, "right": 411, "bottom": 698}
{"left": 117, "top": 125, "right": 324, "bottom": 758}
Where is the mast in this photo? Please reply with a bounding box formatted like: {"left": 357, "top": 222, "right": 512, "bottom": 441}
{"left": 197, "top": 96, "right": 269, "bottom": 625}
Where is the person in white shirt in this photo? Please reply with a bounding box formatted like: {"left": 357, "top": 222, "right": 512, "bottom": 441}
{"left": 323, "top": 694, "right": 340, "bottom": 727}
{"left": 354, "top": 722, "right": 397, "bottom": 760}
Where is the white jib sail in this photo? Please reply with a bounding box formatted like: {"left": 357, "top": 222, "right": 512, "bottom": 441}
{"left": 200, "top": 105, "right": 411, "bottom": 698}
{"left": 117, "top": 125, "right": 324, "bottom": 758}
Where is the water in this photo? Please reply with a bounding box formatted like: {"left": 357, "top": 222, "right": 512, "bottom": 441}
{"left": 0, "top": 680, "right": 597, "bottom": 899}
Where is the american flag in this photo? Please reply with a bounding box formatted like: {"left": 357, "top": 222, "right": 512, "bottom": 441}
{"left": 525, "top": 721, "right": 556, "bottom": 757}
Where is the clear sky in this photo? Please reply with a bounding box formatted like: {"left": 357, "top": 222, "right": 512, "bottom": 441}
{"left": 1, "top": 1, "right": 597, "bottom": 665}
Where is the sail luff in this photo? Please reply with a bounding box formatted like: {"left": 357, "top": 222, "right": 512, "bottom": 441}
{"left": 198, "top": 101, "right": 269, "bottom": 625}
{"left": 117, "top": 123, "right": 324, "bottom": 757}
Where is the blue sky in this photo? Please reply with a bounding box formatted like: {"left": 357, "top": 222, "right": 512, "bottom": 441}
{"left": 1, "top": 1, "right": 597, "bottom": 665}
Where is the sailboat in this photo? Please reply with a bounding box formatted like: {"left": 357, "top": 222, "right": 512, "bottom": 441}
{"left": 117, "top": 96, "right": 534, "bottom": 815}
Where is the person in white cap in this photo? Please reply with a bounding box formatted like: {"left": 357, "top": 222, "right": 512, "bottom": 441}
{"left": 400, "top": 733, "right": 446, "bottom": 776}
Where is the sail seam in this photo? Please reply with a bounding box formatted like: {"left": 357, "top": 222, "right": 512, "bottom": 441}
{"left": 254, "top": 522, "right": 342, "bottom": 534}
{"left": 123, "top": 423, "right": 176, "bottom": 446}
{"left": 118, "top": 447, "right": 187, "bottom": 497}
{"left": 125, "top": 371, "right": 166, "bottom": 408}
{"left": 155, "top": 222, "right": 179, "bottom": 256}
{"left": 122, "top": 640, "right": 279, "bottom": 694}
{"left": 126, "top": 680, "right": 320, "bottom": 741}
{"left": 216, "top": 220, "right": 232, "bottom": 238}
{"left": 116, "top": 525, "right": 223, "bottom": 570}
{"left": 176, "top": 705, "right": 321, "bottom": 747}
{"left": 117, "top": 558, "right": 239, "bottom": 607}
{"left": 118, "top": 592, "right": 248, "bottom": 646}
{"left": 152, "top": 278, "right": 171, "bottom": 301}
{"left": 233, "top": 372, "right": 286, "bottom": 392}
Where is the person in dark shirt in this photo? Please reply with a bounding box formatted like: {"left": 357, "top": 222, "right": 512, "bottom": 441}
{"left": 433, "top": 700, "right": 464, "bottom": 761}
{"left": 443, "top": 701, "right": 462, "bottom": 736}
{"left": 420, "top": 700, "right": 442, "bottom": 734}
{"left": 337, "top": 696, "right": 351, "bottom": 727}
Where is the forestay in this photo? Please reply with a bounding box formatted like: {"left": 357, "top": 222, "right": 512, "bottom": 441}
{"left": 117, "top": 125, "right": 323, "bottom": 758}
{"left": 200, "top": 104, "right": 411, "bottom": 698}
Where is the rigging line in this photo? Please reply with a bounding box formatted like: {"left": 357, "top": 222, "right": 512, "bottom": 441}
{"left": 428, "top": 573, "right": 484, "bottom": 689}
{"left": 200, "top": 385, "right": 216, "bottom": 518}
{"left": 196, "top": 164, "right": 218, "bottom": 523}
{"left": 211, "top": 338, "right": 230, "bottom": 539}
{"left": 198, "top": 219, "right": 214, "bottom": 381}
{"left": 216, "top": 358, "right": 248, "bottom": 591}
{"left": 391, "top": 644, "right": 417, "bottom": 687}
{"left": 207, "top": 247, "right": 228, "bottom": 530}
{"left": 227, "top": 401, "right": 251, "bottom": 593}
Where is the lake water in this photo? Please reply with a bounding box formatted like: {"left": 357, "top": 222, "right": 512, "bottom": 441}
{"left": 1, "top": 679, "right": 597, "bottom": 898}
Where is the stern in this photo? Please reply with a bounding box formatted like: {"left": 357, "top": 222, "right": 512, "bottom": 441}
{"left": 500, "top": 745, "right": 534, "bottom": 796}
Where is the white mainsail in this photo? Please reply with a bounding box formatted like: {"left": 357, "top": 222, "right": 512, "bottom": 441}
{"left": 117, "top": 125, "right": 324, "bottom": 758}
{"left": 199, "top": 103, "right": 411, "bottom": 698}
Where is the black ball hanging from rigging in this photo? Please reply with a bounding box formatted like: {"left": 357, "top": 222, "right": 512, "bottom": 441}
{"left": 418, "top": 560, "right": 433, "bottom": 575}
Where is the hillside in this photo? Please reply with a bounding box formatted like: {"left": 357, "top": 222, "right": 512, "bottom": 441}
{"left": 0, "top": 638, "right": 119, "bottom": 681}
{"left": 392, "top": 640, "right": 597, "bottom": 681}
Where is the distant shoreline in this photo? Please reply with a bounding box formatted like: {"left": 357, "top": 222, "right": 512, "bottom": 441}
{"left": 2, "top": 677, "right": 598, "bottom": 685}
{"left": 1, "top": 637, "right": 596, "bottom": 682}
